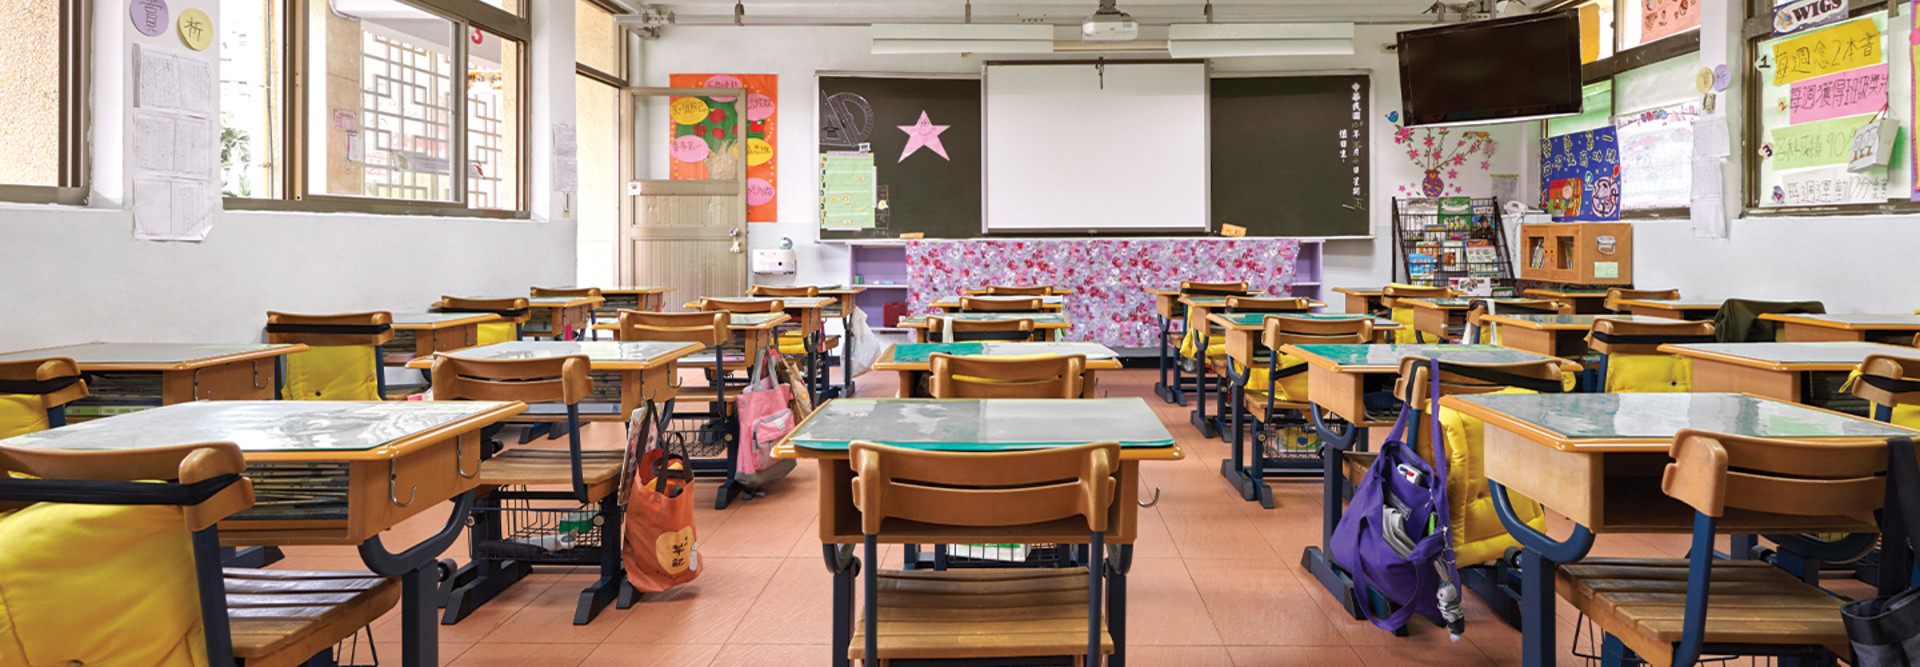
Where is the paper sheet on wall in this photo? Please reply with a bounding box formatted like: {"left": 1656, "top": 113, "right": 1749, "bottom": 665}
{"left": 552, "top": 124, "right": 578, "bottom": 193}
{"left": 1689, "top": 157, "right": 1727, "bottom": 238}
{"left": 136, "top": 46, "right": 213, "bottom": 117}
{"left": 1691, "top": 115, "right": 1730, "bottom": 158}
{"left": 132, "top": 44, "right": 218, "bottom": 241}
{"left": 132, "top": 178, "right": 213, "bottom": 241}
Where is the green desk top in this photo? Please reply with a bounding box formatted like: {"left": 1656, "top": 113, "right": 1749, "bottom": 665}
{"left": 1213, "top": 312, "right": 1397, "bottom": 328}
{"left": 888, "top": 342, "right": 1117, "bottom": 364}
{"left": 437, "top": 341, "right": 700, "bottom": 364}
{"left": 1448, "top": 392, "right": 1913, "bottom": 441}
{"left": 709, "top": 296, "right": 835, "bottom": 308}
{"left": 1482, "top": 314, "right": 1679, "bottom": 329}
{"left": 390, "top": 311, "right": 492, "bottom": 326}
{"left": 1289, "top": 344, "right": 1558, "bottom": 370}
{"left": 1407, "top": 298, "right": 1535, "bottom": 308}
{"left": 1663, "top": 342, "right": 1920, "bottom": 366}
{"left": 789, "top": 398, "right": 1175, "bottom": 451}
{"left": 0, "top": 343, "right": 301, "bottom": 365}
{"left": 900, "top": 312, "right": 1070, "bottom": 326}
{"left": 0, "top": 401, "right": 513, "bottom": 452}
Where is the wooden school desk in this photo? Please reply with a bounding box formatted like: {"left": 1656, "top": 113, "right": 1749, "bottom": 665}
{"left": 0, "top": 399, "right": 528, "bottom": 667}
{"left": 1331, "top": 287, "right": 1387, "bottom": 315}
{"left": 816, "top": 287, "right": 865, "bottom": 396}
{"left": 1760, "top": 312, "right": 1920, "bottom": 344}
{"left": 1613, "top": 297, "right": 1723, "bottom": 320}
{"left": 929, "top": 294, "right": 1067, "bottom": 311}
{"left": 384, "top": 311, "right": 499, "bottom": 364}
{"left": 1280, "top": 343, "right": 1575, "bottom": 620}
{"left": 1405, "top": 297, "right": 1542, "bottom": 343}
{"left": 1657, "top": 341, "right": 1920, "bottom": 406}
{"left": 873, "top": 341, "right": 1121, "bottom": 398}
{"left": 599, "top": 286, "right": 675, "bottom": 313}
{"left": 690, "top": 296, "right": 837, "bottom": 397}
{"left": 773, "top": 397, "right": 1182, "bottom": 667}
{"left": 1442, "top": 392, "right": 1916, "bottom": 667}
{"left": 1207, "top": 312, "right": 1399, "bottom": 507}
{"left": 407, "top": 340, "right": 700, "bottom": 421}
{"left": 1522, "top": 287, "right": 1612, "bottom": 314}
{"left": 0, "top": 343, "right": 307, "bottom": 418}
{"left": 898, "top": 311, "right": 1071, "bottom": 342}
{"left": 1178, "top": 295, "right": 1328, "bottom": 437}
{"left": 1477, "top": 313, "right": 1676, "bottom": 359}
{"left": 1143, "top": 286, "right": 1264, "bottom": 406}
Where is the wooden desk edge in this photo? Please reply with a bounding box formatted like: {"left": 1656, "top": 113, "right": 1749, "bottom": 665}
{"left": 1761, "top": 313, "right": 1920, "bottom": 331}
{"left": 1442, "top": 393, "right": 1919, "bottom": 453}
{"left": 1656, "top": 344, "right": 1870, "bottom": 372}
{"left": 403, "top": 341, "right": 703, "bottom": 370}
{"left": 71, "top": 344, "right": 311, "bottom": 372}
{"left": 394, "top": 313, "right": 501, "bottom": 330}
{"left": 243, "top": 401, "right": 529, "bottom": 462}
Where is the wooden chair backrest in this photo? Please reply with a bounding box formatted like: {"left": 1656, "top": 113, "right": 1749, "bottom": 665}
{"left": 980, "top": 285, "right": 1055, "bottom": 296}
{"left": 699, "top": 298, "right": 784, "bottom": 314}
{"left": 1179, "top": 280, "right": 1249, "bottom": 296}
{"left": 959, "top": 296, "right": 1042, "bottom": 312}
{"left": 1604, "top": 288, "right": 1680, "bottom": 312}
{"left": 615, "top": 310, "right": 730, "bottom": 347}
{"left": 1394, "top": 356, "right": 1566, "bottom": 407}
{"left": 0, "top": 441, "right": 253, "bottom": 530}
{"left": 429, "top": 354, "right": 591, "bottom": 405}
{"left": 1852, "top": 354, "right": 1920, "bottom": 410}
{"left": 1263, "top": 317, "right": 1374, "bottom": 349}
{"left": 0, "top": 357, "right": 89, "bottom": 409}
{"left": 1587, "top": 318, "right": 1716, "bottom": 355}
{"left": 1662, "top": 429, "right": 1886, "bottom": 523}
{"left": 928, "top": 353, "right": 1086, "bottom": 399}
{"left": 265, "top": 311, "right": 396, "bottom": 347}
{"left": 531, "top": 286, "right": 603, "bottom": 298}
{"left": 849, "top": 440, "right": 1120, "bottom": 534}
{"left": 1225, "top": 296, "right": 1312, "bottom": 313}
{"left": 436, "top": 296, "right": 532, "bottom": 324}
{"left": 747, "top": 285, "right": 819, "bottom": 297}
{"left": 928, "top": 317, "right": 1038, "bottom": 342}
{"left": 1381, "top": 284, "right": 1454, "bottom": 309}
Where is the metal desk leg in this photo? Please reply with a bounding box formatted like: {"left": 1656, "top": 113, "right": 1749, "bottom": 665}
{"left": 1190, "top": 328, "right": 1216, "bottom": 438}
{"left": 1491, "top": 481, "right": 1596, "bottom": 667}
{"left": 1107, "top": 544, "right": 1134, "bottom": 667}
{"left": 1302, "top": 406, "right": 1365, "bottom": 620}
{"left": 358, "top": 491, "right": 474, "bottom": 667}
{"left": 1154, "top": 315, "right": 1178, "bottom": 404}
{"left": 824, "top": 545, "right": 857, "bottom": 667}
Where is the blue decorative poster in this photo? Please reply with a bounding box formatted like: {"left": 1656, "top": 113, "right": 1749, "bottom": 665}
{"left": 1539, "top": 126, "right": 1622, "bottom": 221}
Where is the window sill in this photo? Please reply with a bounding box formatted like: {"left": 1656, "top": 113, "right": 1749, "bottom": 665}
{"left": 224, "top": 196, "right": 531, "bottom": 220}
{"left": 0, "top": 185, "right": 86, "bottom": 206}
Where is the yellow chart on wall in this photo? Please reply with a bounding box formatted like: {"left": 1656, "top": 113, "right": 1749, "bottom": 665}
{"left": 1770, "top": 17, "right": 1881, "bottom": 85}
{"left": 177, "top": 8, "right": 213, "bottom": 51}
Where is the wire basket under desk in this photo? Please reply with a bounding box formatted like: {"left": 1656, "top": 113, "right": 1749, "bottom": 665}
{"left": 467, "top": 495, "right": 605, "bottom": 566}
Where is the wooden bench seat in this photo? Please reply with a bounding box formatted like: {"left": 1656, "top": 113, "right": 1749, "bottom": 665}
{"left": 475, "top": 448, "right": 625, "bottom": 499}
{"left": 1557, "top": 558, "right": 1851, "bottom": 664}
{"left": 225, "top": 569, "right": 401, "bottom": 667}
{"left": 849, "top": 568, "right": 1113, "bottom": 662}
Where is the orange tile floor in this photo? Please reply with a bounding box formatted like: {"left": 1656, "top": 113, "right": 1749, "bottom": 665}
{"left": 286, "top": 368, "right": 1784, "bottom": 666}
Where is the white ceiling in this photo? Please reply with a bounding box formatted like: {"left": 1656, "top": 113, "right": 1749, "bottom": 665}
{"left": 646, "top": 1, "right": 1443, "bottom": 26}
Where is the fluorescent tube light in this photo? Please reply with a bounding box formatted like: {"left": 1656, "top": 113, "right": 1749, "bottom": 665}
{"left": 1166, "top": 22, "right": 1355, "bottom": 58}
{"left": 871, "top": 24, "right": 1056, "bottom": 54}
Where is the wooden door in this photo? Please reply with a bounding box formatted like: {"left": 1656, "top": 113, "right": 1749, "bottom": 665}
{"left": 625, "top": 87, "right": 748, "bottom": 310}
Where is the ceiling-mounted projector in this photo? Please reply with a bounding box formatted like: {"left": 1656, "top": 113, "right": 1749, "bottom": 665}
{"left": 1082, "top": 2, "right": 1138, "bottom": 42}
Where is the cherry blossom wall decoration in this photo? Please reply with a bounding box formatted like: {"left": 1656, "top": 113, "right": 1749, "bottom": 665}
{"left": 1388, "top": 112, "right": 1498, "bottom": 197}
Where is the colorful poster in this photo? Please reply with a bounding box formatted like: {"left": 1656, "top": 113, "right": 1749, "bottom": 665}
{"left": 1642, "top": 0, "right": 1701, "bottom": 42}
{"left": 820, "top": 153, "right": 876, "bottom": 229}
{"left": 1771, "top": 164, "right": 1889, "bottom": 205}
{"left": 1788, "top": 64, "right": 1888, "bottom": 123}
{"left": 1539, "top": 127, "right": 1620, "bottom": 221}
{"left": 668, "top": 74, "right": 778, "bottom": 222}
{"left": 1768, "top": 113, "right": 1875, "bottom": 169}
{"left": 1770, "top": 17, "right": 1882, "bottom": 85}
{"left": 1614, "top": 103, "right": 1700, "bottom": 210}
{"left": 1772, "top": 0, "right": 1847, "bottom": 36}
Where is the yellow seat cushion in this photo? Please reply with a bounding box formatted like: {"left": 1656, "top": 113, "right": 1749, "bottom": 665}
{"left": 1844, "top": 369, "right": 1920, "bottom": 428}
{"left": 478, "top": 321, "right": 518, "bottom": 346}
{"left": 1603, "top": 353, "right": 1693, "bottom": 393}
{"left": 1401, "top": 388, "right": 1553, "bottom": 566}
{"left": 0, "top": 501, "right": 207, "bottom": 667}
{"left": 283, "top": 345, "right": 380, "bottom": 401}
{"left": 1390, "top": 306, "right": 1421, "bottom": 343}
{"left": 1229, "top": 355, "right": 1310, "bottom": 404}
{"left": 1179, "top": 324, "right": 1226, "bottom": 361}
{"left": 0, "top": 395, "right": 50, "bottom": 440}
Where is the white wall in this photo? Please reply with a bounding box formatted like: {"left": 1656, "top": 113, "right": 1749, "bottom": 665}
{"left": 0, "top": 0, "right": 577, "bottom": 351}
{"left": 637, "top": 26, "right": 1528, "bottom": 292}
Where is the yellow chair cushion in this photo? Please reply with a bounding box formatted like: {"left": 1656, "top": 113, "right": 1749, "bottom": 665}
{"left": 1406, "top": 388, "right": 1551, "bottom": 566}
{"left": 1390, "top": 306, "right": 1421, "bottom": 343}
{"left": 0, "top": 395, "right": 50, "bottom": 440}
{"left": 777, "top": 333, "right": 810, "bottom": 356}
{"left": 1604, "top": 353, "right": 1693, "bottom": 393}
{"left": 1844, "top": 369, "right": 1920, "bottom": 429}
{"left": 283, "top": 345, "right": 380, "bottom": 401}
{"left": 477, "top": 322, "right": 518, "bottom": 346}
{"left": 0, "top": 501, "right": 207, "bottom": 667}
{"left": 1231, "top": 355, "right": 1310, "bottom": 404}
{"left": 1179, "top": 324, "right": 1227, "bottom": 361}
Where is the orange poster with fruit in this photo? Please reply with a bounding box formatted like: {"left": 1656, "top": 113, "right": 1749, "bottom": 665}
{"left": 668, "top": 74, "right": 777, "bottom": 222}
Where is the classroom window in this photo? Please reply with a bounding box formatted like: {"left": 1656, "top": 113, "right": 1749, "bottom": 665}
{"left": 466, "top": 30, "right": 521, "bottom": 211}
{"left": 576, "top": 0, "right": 623, "bottom": 80}
{"left": 307, "top": 1, "right": 458, "bottom": 202}
{"left": 1746, "top": 9, "right": 1911, "bottom": 212}
{"left": 479, "top": 0, "right": 522, "bottom": 16}
{"left": 0, "top": 0, "right": 85, "bottom": 203}
{"left": 219, "top": 0, "right": 286, "bottom": 199}
{"left": 1619, "top": 0, "right": 1699, "bottom": 49}
{"left": 1547, "top": 81, "right": 1615, "bottom": 136}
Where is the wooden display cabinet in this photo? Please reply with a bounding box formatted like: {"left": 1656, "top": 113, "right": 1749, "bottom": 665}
{"left": 1518, "top": 222, "right": 1632, "bottom": 285}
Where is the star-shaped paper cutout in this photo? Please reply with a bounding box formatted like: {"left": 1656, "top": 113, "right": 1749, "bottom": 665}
{"left": 897, "top": 111, "right": 950, "bottom": 163}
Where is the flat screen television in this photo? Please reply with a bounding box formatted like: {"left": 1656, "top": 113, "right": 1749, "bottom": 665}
{"left": 1397, "top": 11, "right": 1583, "bottom": 127}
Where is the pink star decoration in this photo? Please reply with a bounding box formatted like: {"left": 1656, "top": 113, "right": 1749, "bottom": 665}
{"left": 897, "top": 111, "right": 950, "bottom": 163}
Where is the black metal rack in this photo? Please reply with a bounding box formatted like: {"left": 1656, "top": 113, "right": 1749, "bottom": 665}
{"left": 1390, "top": 196, "right": 1517, "bottom": 295}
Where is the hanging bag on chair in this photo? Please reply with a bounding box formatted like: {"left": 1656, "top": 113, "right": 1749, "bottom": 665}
{"left": 623, "top": 402, "right": 702, "bottom": 593}
{"left": 1330, "top": 358, "right": 1467, "bottom": 638}
{"left": 734, "top": 348, "right": 796, "bottom": 488}
{"left": 1842, "top": 436, "right": 1920, "bottom": 665}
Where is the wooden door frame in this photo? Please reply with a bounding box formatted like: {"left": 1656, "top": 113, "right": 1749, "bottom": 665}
{"left": 623, "top": 86, "right": 750, "bottom": 294}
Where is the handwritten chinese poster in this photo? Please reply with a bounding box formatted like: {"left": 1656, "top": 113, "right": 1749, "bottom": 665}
{"left": 667, "top": 74, "right": 778, "bottom": 222}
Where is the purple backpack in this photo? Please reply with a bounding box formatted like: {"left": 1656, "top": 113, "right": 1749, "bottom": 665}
{"left": 1329, "top": 358, "right": 1464, "bottom": 635}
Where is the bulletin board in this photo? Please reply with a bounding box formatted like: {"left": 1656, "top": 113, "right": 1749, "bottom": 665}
{"left": 816, "top": 74, "right": 982, "bottom": 240}
{"left": 1752, "top": 13, "right": 1905, "bottom": 208}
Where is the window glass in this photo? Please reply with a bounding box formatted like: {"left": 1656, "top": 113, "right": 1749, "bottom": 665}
{"left": 1613, "top": 53, "right": 1698, "bottom": 114}
{"left": 1578, "top": 1, "right": 1616, "bottom": 63}
{"left": 467, "top": 30, "right": 520, "bottom": 210}
{"left": 1752, "top": 12, "right": 1904, "bottom": 208}
{"left": 1547, "top": 80, "right": 1615, "bottom": 136}
{"left": 576, "top": 76, "right": 620, "bottom": 287}
{"left": 575, "top": 0, "right": 621, "bottom": 77}
{"left": 479, "top": 0, "right": 521, "bottom": 15}
{"left": 308, "top": 0, "right": 456, "bottom": 202}
{"left": 0, "top": 0, "right": 62, "bottom": 187}
{"left": 1621, "top": 0, "right": 1700, "bottom": 49}
{"left": 220, "top": 0, "right": 285, "bottom": 198}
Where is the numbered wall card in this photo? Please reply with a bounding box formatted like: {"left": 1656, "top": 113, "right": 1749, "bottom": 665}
{"left": 667, "top": 74, "right": 779, "bottom": 222}
{"left": 1770, "top": 17, "right": 1882, "bottom": 85}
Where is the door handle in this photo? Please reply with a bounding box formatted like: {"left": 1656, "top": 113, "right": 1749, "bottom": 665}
{"left": 729, "top": 227, "right": 744, "bottom": 253}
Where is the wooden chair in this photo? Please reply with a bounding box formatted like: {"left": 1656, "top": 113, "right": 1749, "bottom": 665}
{"left": 977, "top": 284, "right": 1056, "bottom": 296}
{"left": 928, "top": 353, "right": 1087, "bottom": 399}
{"left": 748, "top": 285, "right": 820, "bottom": 297}
{"left": 435, "top": 296, "right": 531, "bottom": 345}
{"left": 1226, "top": 317, "right": 1373, "bottom": 507}
{"left": 430, "top": 355, "right": 630, "bottom": 625}
{"left": 1587, "top": 319, "right": 1717, "bottom": 393}
{"left": 1556, "top": 430, "right": 1886, "bottom": 667}
{"left": 0, "top": 357, "right": 87, "bottom": 439}
{"left": 1461, "top": 299, "right": 1570, "bottom": 344}
{"left": 847, "top": 441, "right": 1118, "bottom": 666}
{"left": 1178, "top": 280, "right": 1251, "bottom": 296}
{"left": 266, "top": 311, "right": 395, "bottom": 401}
{"left": 1225, "top": 296, "right": 1312, "bottom": 313}
{"left": 1853, "top": 353, "right": 1920, "bottom": 427}
{"left": 921, "top": 316, "right": 1039, "bottom": 343}
{"left": 958, "top": 296, "right": 1042, "bottom": 312}
{"left": 0, "top": 441, "right": 408, "bottom": 667}
{"left": 699, "top": 297, "right": 785, "bottom": 314}
{"left": 1604, "top": 288, "right": 1680, "bottom": 313}
{"left": 532, "top": 286, "right": 604, "bottom": 298}
{"left": 1382, "top": 284, "right": 1454, "bottom": 343}
{"left": 615, "top": 310, "right": 760, "bottom": 509}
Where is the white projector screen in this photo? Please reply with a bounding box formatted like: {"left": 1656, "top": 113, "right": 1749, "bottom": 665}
{"left": 984, "top": 62, "right": 1210, "bottom": 234}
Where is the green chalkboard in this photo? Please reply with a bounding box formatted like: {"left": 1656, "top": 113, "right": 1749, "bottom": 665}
{"left": 1210, "top": 75, "right": 1372, "bottom": 237}
{"left": 818, "top": 75, "right": 982, "bottom": 240}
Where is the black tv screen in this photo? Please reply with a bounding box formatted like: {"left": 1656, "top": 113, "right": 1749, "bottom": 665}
{"left": 1397, "top": 11, "right": 1583, "bottom": 127}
